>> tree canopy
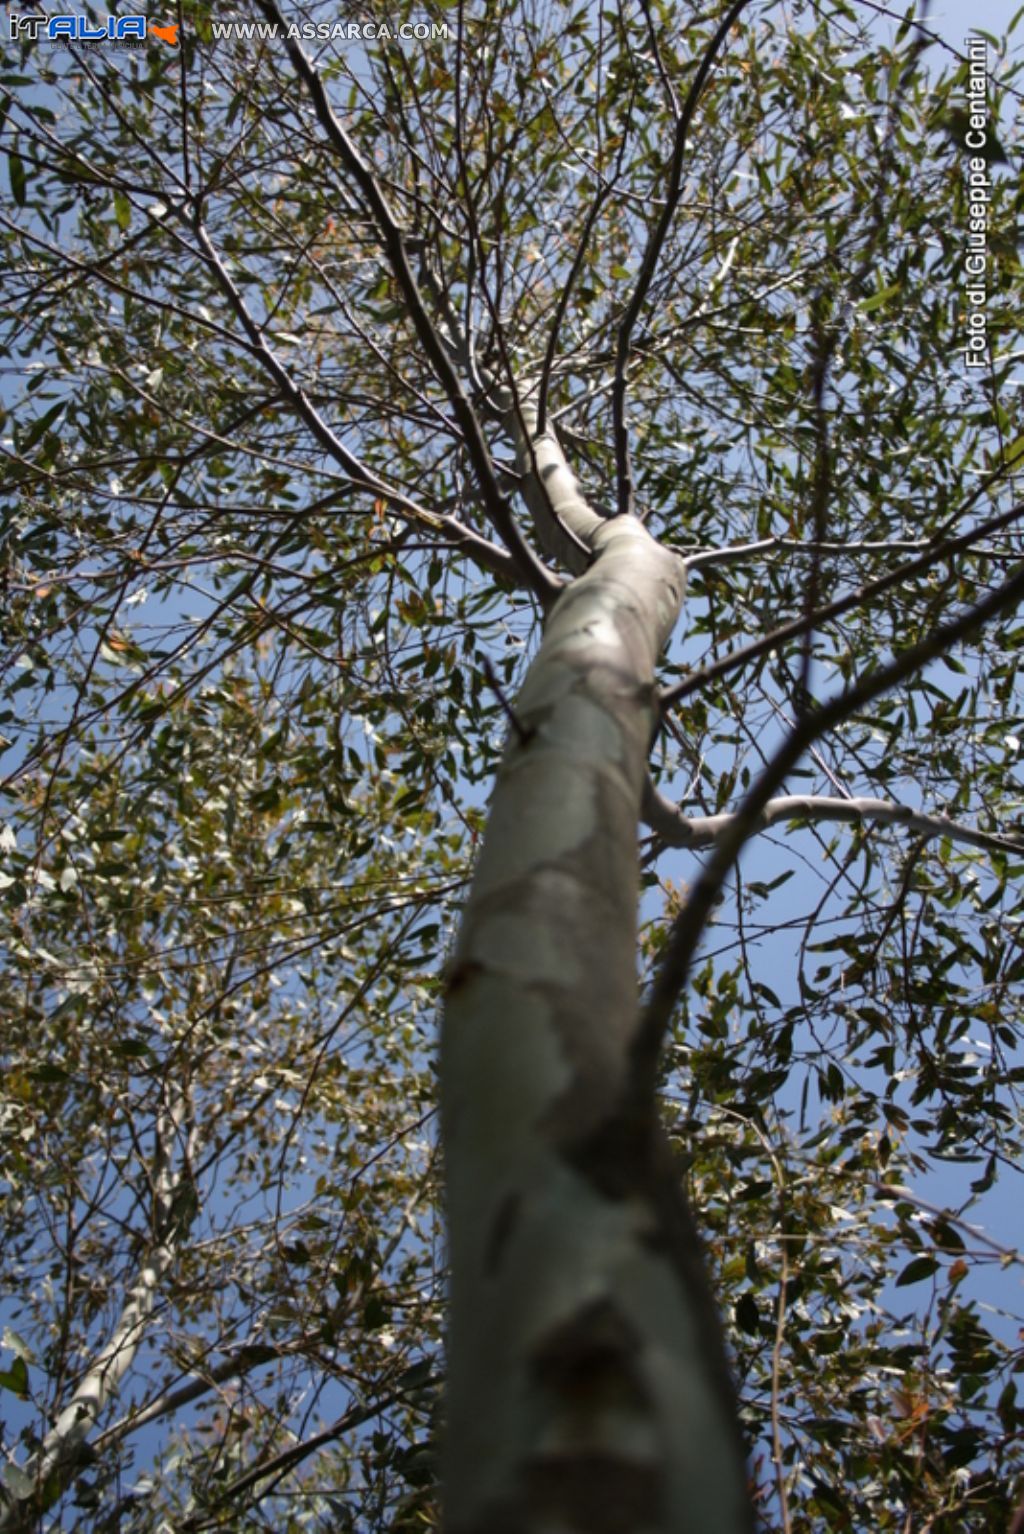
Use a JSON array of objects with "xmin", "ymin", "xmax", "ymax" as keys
[{"xmin": 1, "ymin": 1, "xmax": 1023, "ymax": 1529}]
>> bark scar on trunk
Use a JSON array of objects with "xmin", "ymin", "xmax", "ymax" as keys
[
  {"xmin": 443, "ymin": 959, "xmax": 485, "ymax": 998},
  {"xmin": 484, "ymin": 1191, "xmax": 522, "ymax": 1274},
  {"xmin": 526, "ymin": 1298, "xmax": 664, "ymax": 1530}
]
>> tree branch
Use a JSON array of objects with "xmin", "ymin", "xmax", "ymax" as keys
[
  {"xmin": 258, "ymin": 0, "xmax": 560, "ymax": 605},
  {"xmin": 534, "ymin": 100, "xmax": 631, "ymax": 436},
  {"xmin": 642, "ymin": 782, "xmax": 1024, "ymax": 858},
  {"xmin": 678, "ymin": 532, "xmax": 1016, "ymax": 571},
  {"xmin": 661, "ymin": 497, "xmax": 1024, "ymax": 709},
  {"xmin": 635, "ymin": 554, "xmax": 1024, "ymax": 1087},
  {"xmin": 501, "ymin": 397, "xmax": 608, "ymax": 574},
  {"xmin": 188, "ymin": 218, "xmax": 520, "ymax": 589},
  {"xmin": 177, "ymin": 1372, "xmax": 440, "ymax": 1532},
  {"xmin": 612, "ymin": 0, "xmax": 751, "ymax": 517},
  {"xmin": 0, "ymin": 1089, "xmax": 197, "ymax": 1530}
]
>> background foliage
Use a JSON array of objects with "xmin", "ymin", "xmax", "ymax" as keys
[{"xmin": 1, "ymin": 0, "xmax": 1022, "ymax": 1527}]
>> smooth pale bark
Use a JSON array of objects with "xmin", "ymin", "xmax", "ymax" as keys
[
  {"xmin": 643, "ymin": 785, "xmax": 1024, "ymax": 858},
  {"xmin": 441, "ymin": 423, "xmax": 753, "ymax": 1533}
]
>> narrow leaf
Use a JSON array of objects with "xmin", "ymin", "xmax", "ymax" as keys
[{"xmin": 8, "ymin": 150, "xmax": 27, "ymax": 207}]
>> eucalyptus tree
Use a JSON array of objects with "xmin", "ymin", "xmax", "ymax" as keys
[{"xmin": 1, "ymin": 0, "xmax": 1023, "ymax": 1530}]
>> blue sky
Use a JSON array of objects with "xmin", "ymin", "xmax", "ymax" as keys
[{"xmin": 933, "ymin": 0, "xmax": 1022, "ymax": 43}]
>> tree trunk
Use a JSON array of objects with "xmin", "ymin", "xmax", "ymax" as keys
[{"xmin": 441, "ymin": 425, "xmax": 753, "ymax": 1533}]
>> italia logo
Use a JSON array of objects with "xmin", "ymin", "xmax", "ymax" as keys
[{"xmin": 8, "ymin": 14, "xmax": 179, "ymax": 44}]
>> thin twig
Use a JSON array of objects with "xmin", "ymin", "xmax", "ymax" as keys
[{"xmin": 482, "ymin": 655, "xmax": 535, "ymax": 746}]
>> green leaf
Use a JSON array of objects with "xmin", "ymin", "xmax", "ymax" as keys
[
  {"xmin": 858, "ymin": 282, "xmax": 901, "ymax": 314},
  {"xmin": 1002, "ymin": 434, "xmax": 1024, "ymax": 471},
  {"xmin": 29, "ymin": 1063, "xmax": 69, "ymax": 1083},
  {"xmin": 0, "ymin": 1357, "xmax": 29, "ymax": 1397},
  {"xmin": 895, "ymin": 1256, "xmax": 939, "ymax": 1287},
  {"xmin": 113, "ymin": 190, "xmax": 131, "ymax": 230},
  {"xmin": 8, "ymin": 150, "xmax": 26, "ymax": 207},
  {"xmin": 20, "ymin": 400, "xmax": 66, "ymax": 452},
  {"xmin": 397, "ymin": 1357, "xmax": 434, "ymax": 1390},
  {"xmin": 113, "ymin": 1038, "xmax": 152, "ymax": 1058}
]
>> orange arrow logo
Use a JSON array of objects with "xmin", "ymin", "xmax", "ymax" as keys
[{"xmin": 149, "ymin": 22, "xmax": 179, "ymax": 44}]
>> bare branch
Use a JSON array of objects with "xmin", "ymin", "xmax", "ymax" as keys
[
  {"xmin": 874, "ymin": 1184, "xmax": 1024, "ymax": 1268},
  {"xmin": 643, "ymin": 782, "xmax": 1024, "ymax": 858},
  {"xmin": 678, "ymin": 532, "xmax": 1017, "ymax": 571}
]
